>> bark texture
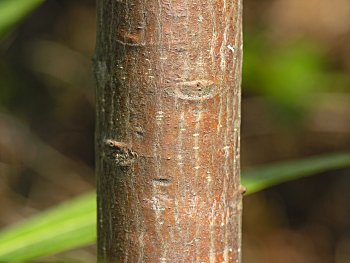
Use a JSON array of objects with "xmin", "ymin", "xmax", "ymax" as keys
[{"xmin": 94, "ymin": 0, "xmax": 243, "ymax": 262}]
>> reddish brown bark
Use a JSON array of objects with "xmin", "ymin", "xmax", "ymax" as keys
[{"xmin": 94, "ymin": 0, "xmax": 243, "ymax": 262}]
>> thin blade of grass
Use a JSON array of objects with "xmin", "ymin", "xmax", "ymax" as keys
[
  {"xmin": 243, "ymin": 153, "xmax": 350, "ymax": 194},
  {"xmin": 0, "ymin": 192, "xmax": 96, "ymax": 262}
]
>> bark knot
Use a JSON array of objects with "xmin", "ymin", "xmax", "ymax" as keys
[
  {"xmin": 104, "ymin": 139, "xmax": 138, "ymax": 166},
  {"xmin": 165, "ymin": 80, "xmax": 217, "ymax": 101}
]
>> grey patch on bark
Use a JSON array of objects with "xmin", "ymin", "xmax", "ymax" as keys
[{"xmin": 152, "ymin": 178, "xmax": 172, "ymax": 187}]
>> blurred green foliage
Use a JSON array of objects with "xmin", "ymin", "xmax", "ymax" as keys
[
  {"xmin": 0, "ymin": 0, "xmax": 49, "ymax": 114},
  {"xmin": 0, "ymin": 0, "xmax": 44, "ymax": 39},
  {"xmin": 243, "ymin": 35, "xmax": 332, "ymax": 120}
]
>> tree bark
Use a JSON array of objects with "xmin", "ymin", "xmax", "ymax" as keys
[{"xmin": 94, "ymin": 0, "xmax": 243, "ymax": 262}]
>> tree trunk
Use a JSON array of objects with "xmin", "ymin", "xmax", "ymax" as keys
[{"xmin": 94, "ymin": 0, "xmax": 243, "ymax": 262}]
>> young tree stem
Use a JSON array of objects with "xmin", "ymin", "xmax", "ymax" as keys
[{"xmin": 95, "ymin": 0, "xmax": 243, "ymax": 261}]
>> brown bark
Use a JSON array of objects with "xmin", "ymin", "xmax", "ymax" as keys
[{"xmin": 94, "ymin": 0, "xmax": 243, "ymax": 262}]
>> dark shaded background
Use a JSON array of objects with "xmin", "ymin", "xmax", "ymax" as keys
[{"xmin": 0, "ymin": 0, "xmax": 350, "ymax": 262}]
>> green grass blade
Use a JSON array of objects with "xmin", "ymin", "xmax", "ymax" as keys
[
  {"xmin": 0, "ymin": 153, "xmax": 349, "ymax": 262},
  {"xmin": 0, "ymin": 0, "xmax": 45, "ymax": 38},
  {"xmin": 243, "ymin": 153, "xmax": 350, "ymax": 194},
  {"xmin": 0, "ymin": 192, "xmax": 96, "ymax": 262}
]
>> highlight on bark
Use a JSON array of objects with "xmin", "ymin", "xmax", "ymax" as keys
[{"xmin": 94, "ymin": 0, "xmax": 243, "ymax": 262}]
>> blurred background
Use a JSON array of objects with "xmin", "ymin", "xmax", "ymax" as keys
[{"xmin": 0, "ymin": 0, "xmax": 350, "ymax": 262}]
